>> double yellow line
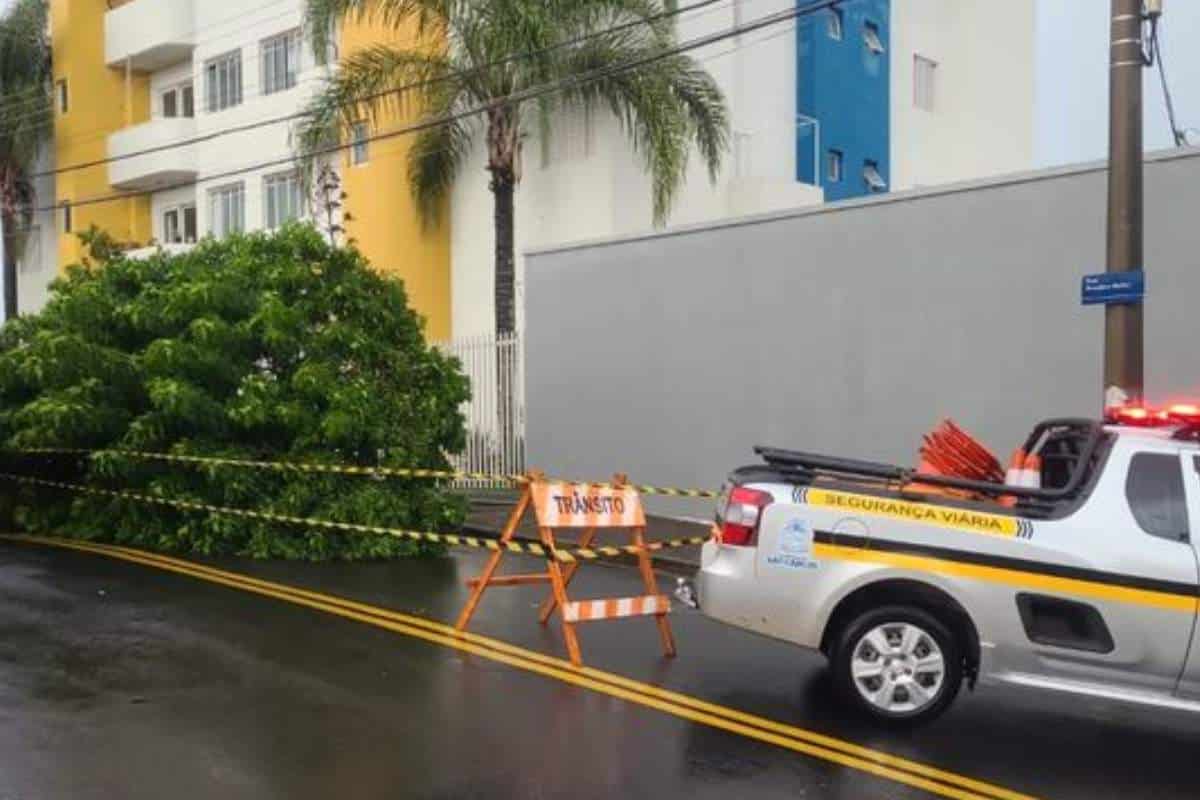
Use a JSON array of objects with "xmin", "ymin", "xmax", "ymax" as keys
[{"xmin": 1, "ymin": 535, "xmax": 1033, "ymax": 800}]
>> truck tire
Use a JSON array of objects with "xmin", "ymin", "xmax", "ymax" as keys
[{"xmin": 830, "ymin": 605, "xmax": 963, "ymax": 726}]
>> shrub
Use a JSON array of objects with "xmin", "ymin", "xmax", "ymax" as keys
[{"xmin": 0, "ymin": 225, "xmax": 469, "ymax": 559}]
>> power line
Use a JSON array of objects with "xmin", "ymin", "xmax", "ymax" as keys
[
  {"xmin": 9, "ymin": 6, "xmax": 806, "ymax": 235},
  {"xmin": 28, "ymin": 0, "xmax": 740, "ymax": 181},
  {"xmin": 0, "ymin": 2, "xmax": 322, "ymax": 139},
  {"xmin": 0, "ymin": 0, "xmax": 304, "ymax": 118},
  {"xmin": 32, "ymin": 0, "xmax": 842, "ymax": 215},
  {"xmin": 1148, "ymin": 17, "xmax": 1189, "ymax": 147}
]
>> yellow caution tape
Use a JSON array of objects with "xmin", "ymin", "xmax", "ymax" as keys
[
  {"xmin": 0, "ymin": 472, "xmax": 709, "ymax": 563},
  {"xmin": 13, "ymin": 448, "xmax": 722, "ymax": 499}
]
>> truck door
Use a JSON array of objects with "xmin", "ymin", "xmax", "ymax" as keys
[
  {"xmin": 1015, "ymin": 448, "xmax": 1198, "ymax": 695},
  {"xmin": 1173, "ymin": 454, "xmax": 1200, "ymax": 698}
]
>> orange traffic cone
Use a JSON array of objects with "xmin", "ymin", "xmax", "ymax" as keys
[{"xmin": 1020, "ymin": 453, "xmax": 1042, "ymax": 489}]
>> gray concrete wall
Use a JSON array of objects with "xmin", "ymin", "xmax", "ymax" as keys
[{"xmin": 524, "ymin": 148, "xmax": 1200, "ymax": 517}]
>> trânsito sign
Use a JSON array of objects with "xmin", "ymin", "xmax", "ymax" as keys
[{"xmin": 1081, "ymin": 271, "xmax": 1145, "ymax": 306}]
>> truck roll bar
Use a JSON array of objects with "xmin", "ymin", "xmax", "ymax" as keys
[{"xmin": 755, "ymin": 419, "xmax": 1107, "ymax": 502}]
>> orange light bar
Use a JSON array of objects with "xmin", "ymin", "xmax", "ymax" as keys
[
  {"xmin": 1166, "ymin": 404, "xmax": 1200, "ymax": 423},
  {"xmin": 1105, "ymin": 403, "xmax": 1200, "ymax": 427}
]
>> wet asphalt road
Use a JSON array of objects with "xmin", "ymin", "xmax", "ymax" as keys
[{"xmin": 3, "ymin": 539, "xmax": 1200, "ymax": 799}]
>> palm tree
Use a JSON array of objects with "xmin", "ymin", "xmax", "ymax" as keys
[
  {"xmin": 0, "ymin": 0, "xmax": 52, "ymax": 321},
  {"xmin": 297, "ymin": 0, "xmax": 729, "ymax": 337}
]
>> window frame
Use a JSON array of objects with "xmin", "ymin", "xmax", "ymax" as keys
[
  {"xmin": 163, "ymin": 207, "xmax": 179, "ymax": 242},
  {"xmin": 161, "ymin": 81, "xmax": 195, "ymax": 119},
  {"xmin": 827, "ymin": 149, "xmax": 843, "ymax": 183},
  {"xmin": 1125, "ymin": 452, "xmax": 1191, "ymax": 543},
  {"xmin": 61, "ymin": 200, "xmax": 72, "ymax": 234},
  {"xmin": 863, "ymin": 160, "xmax": 886, "ymax": 192},
  {"xmin": 349, "ymin": 121, "xmax": 370, "ymax": 166},
  {"xmin": 827, "ymin": 8, "xmax": 844, "ymax": 40},
  {"xmin": 204, "ymin": 50, "xmax": 244, "ymax": 113},
  {"xmin": 263, "ymin": 171, "xmax": 306, "ymax": 229},
  {"xmin": 540, "ymin": 104, "xmax": 595, "ymax": 169},
  {"xmin": 56, "ymin": 78, "xmax": 69, "ymax": 114},
  {"xmin": 914, "ymin": 54, "xmax": 938, "ymax": 112},
  {"xmin": 863, "ymin": 20, "xmax": 885, "ymax": 55},
  {"xmin": 261, "ymin": 28, "xmax": 302, "ymax": 96},
  {"xmin": 162, "ymin": 202, "xmax": 198, "ymax": 244},
  {"xmin": 207, "ymin": 182, "xmax": 246, "ymax": 238}
]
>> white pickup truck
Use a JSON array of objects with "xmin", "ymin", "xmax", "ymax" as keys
[{"xmin": 692, "ymin": 410, "xmax": 1200, "ymax": 725}]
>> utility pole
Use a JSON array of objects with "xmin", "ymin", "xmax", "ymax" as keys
[{"xmin": 1103, "ymin": 0, "xmax": 1148, "ymax": 408}]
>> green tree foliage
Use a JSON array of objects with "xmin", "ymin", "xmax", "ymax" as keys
[{"xmin": 0, "ymin": 225, "xmax": 470, "ymax": 559}]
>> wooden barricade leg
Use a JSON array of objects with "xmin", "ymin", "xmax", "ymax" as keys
[
  {"xmin": 537, "ymin": 526, "xmax": 595, "ymax": 624},
  {"xmin": 541, "ymin": 525, "xmax": 583, "ymax": 667},
  {"xmin": 633, "ymin": 522, "xmax": 676, "ymax": 658},
  {"xmin": 455, "ymin": 484, "xmax": 532, "ymax": 632}
]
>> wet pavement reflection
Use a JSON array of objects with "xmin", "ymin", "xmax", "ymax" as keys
[{"xmin": 2, "ymin": 540, "xmax": 1198, "ymax": 799}]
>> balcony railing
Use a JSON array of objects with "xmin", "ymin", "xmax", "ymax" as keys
[
  {"xmin": 105, "ymin": 0, "xmax": 196, "ymax": 71},
  {"xmin": 108, "ymin": 117, "xmax": 199, "ymax": 191}
]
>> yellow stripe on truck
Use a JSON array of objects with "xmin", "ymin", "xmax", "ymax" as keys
[{"xmin": 813, "ymin": 542, "xmax": 1198, "ymax": 613}]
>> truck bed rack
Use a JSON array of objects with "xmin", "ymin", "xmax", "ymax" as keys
[{"xmin": 755, "ymin": 419, "xmax": 1106, "ymax": 505}]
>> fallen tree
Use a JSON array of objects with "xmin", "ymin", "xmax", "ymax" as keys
[{"xmin": 0, "ymin": 225, "xmax": 469, "ymax": 560}]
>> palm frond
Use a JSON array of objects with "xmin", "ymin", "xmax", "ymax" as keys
[
  {"xmin": 305, "ymin": 0, "xmax": 457, "ymax": 59},
  {"xmin": 293, "ymin": 45, "xmax": 460, "ymax": 180},
  {"xmin": 407, "ymin": 112, "xmax": 472, "ymax": 228},
  {"xmin": 300, "ymin": 0, "xmax": 729, "ymax": 230},
  {"xmin": 0, "ymin": 0, "xmax": 50, "ymax": 86},
  {"xmin": 0, "ymin": 0, "xmax": 52, "ymax": 237},
  {"xmin": 555, "ymin": 37, "xmax": 728, "ymax": 224}
]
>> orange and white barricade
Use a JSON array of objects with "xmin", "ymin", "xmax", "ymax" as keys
[{"xmin": 455, "ymin": 472, "xmax": 675, "ymax": 667}]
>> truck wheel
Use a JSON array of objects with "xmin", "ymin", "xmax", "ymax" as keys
[{"xmin": 830, "ymin": 605, "xmax": 962, "ymax": 726}]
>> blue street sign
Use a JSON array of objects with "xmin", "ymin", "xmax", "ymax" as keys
[{"xmin": 1082, "ymin": 271, "xmax": 1145, "ymax": 306}]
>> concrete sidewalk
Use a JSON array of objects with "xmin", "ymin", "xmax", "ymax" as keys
[{"xmin": 463, "ymin": 492, "xmax": 706, "ymax": 571}]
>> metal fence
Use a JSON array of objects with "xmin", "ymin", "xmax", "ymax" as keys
[{"xmin": 437, "ymin": 332, "xmax": 526, "ymax": 487}]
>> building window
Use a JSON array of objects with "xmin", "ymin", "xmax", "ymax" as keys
[
  {"xmin": 263, "ymin": 172, "xmax": 305, "ymax": 229},
  {"xmin": 540, "ymin": 105, "xmax": 594, "ymax": 169},
  {"xmin": 162, "ymin": 82, "xmax": 194, "ymax": 118},
  {"xmin": 61, "ymin": 201, "xmax": 72, "ymax": 234},
  {"xmin": 205, "ymin": 50, "xmax": 243, "ymax": 112},
  {"xmin": 261, "ymin": 29, "xmax": 302, "ymax": 95},
  {"xmin": 863, "ymin": 20, "xmax": 885, "ymax": 54},
  {"xmin": 863, "ymin": 160, "xmax": 887, "ymax": 192},
  {"xmin": 827, "ymin": 8, "xmax": 843, "ymax": 40},
  {"xmin": 163, "ymin": 204, "xmax": 197, "ymax": 244},
  {"xmin": 914, "ymin": 55, "xmax": 937, "ymax": 111},
  {"xmin": 350, "ymin": 121, "xmax": 369, "ymax": 165},
  {"xmin": 827, "ymin": 149, "xmax": 843, "ymax": 183},
  {"xmin": 56, "ymin": 79, "xmax": 68, "ymax": 114},
  {"xmin": 208, "ymin": 183, "xmax": 245, "ymax": 238}
]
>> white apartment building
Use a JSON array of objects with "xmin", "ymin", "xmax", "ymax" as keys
[
  {"xmin": 450, "ymin": 0, "xmax": 1037, "ymax": 338},
  {"xmin": 103, "ymin": 0, "xmax": 326, "ymax": 257}
]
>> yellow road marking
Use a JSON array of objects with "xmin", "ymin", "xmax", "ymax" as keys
[
  {"xmin": 1, "ymin": 535, "xmax": 1035, "ymax": 800},
  {"xmin": 814, "ymin": 543, "xmax": 1197, "ymax": 613}
]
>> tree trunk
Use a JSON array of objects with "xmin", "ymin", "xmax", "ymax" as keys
[
  {"xmin": 490, "ymin": 167, "xmax": 517, "ymax": 462},
  {"xmin": 486, "ymin": 103, "xmax": 522, "ymax": 469},
  {"xmin": 2, "ymin": 211, "xmax": 16, "ymax": 321},
  {"xmin": 491, "ymin": 169, "xmax": 516, "ymax": 336}
]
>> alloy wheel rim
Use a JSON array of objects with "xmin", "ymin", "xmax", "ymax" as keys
[{"xmin": 850, "ymin": 622, "xmax": 946, "ymax": 714}]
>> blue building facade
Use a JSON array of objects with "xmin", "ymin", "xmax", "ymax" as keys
[{"xmin": 797, "ymin": 0, "xmax": 891, "ymax": 202}]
